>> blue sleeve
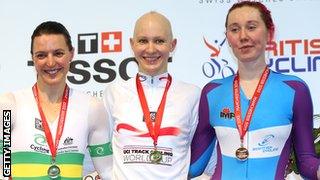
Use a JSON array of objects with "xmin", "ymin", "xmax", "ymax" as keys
[{"xmin": 189, "ymin": 83, "xmax": 217, "ymax": 178}]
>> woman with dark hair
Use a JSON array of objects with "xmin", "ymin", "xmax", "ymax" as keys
[
  {"xmin": 0, "ymin": 21, "xmax": 112, "ymax": 179},
  {"xmin": 189, "ymin": 1, "xmax": 320, "ymax": 179}
]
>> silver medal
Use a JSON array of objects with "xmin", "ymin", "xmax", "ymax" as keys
[{"xmin": 48, "ymin": 164, "xmax": 60, "ymax": 179}]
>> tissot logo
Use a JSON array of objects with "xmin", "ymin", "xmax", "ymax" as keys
[
  {"xmin": 78, "ymin": 33, "xmax": 98, "ymax": 54},
  {"xmin": 78, "ymin": 31, "xmax": 122, "ymax": 54},
  {"xmin": 101, "ymin": 32, "xmax": 122, "ymax": 53},
  {"xmin": 220, "ymin": 107, "xmax": 234, "ymax": 119}
]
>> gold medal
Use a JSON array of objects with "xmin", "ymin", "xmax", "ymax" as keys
[
  {"xmin": 235, "ymin": 147, "xmax": 249, "ymax": 161},
  {"xmin": 48, "ymin": 164, "xmax": 60, "ymax": 179},
  {"xmin": 150, "ymin": 149, "xmax": 162, "ymax": 164},
  {"xmin": 136, "ymin": 74, "xmax": 172, "ymax": 165}
]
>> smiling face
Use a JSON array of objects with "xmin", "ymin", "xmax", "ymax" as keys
[
  {"xmin": 32, "ymin": 34, "xmax": 74, "ymax": 87},
  {"xmin": 226, "ymin": 6, "xmax": 271, "ymax": 63},
  {"xmin": 130, "ymin": 12, "xmax": 176, "ymax": 76}
]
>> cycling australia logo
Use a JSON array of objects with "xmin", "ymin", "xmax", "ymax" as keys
[
  {"xmin": 202, "ymin": 37, "xmax": 235, "ymax": 79},
  {"xmin": 34, "ymin": 134, "xmax": 47, "ymax": 146},
  {"xmin": 30, "ymin": 134, "xmax": 49, "ymax": 154}
]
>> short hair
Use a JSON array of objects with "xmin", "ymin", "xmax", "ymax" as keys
[
  {"xmin": 30, "ymin": 21, "xmax": 73, "ymax": 54},
  {"xmin": 225, "ymin": 1, "xmax": 275, "ymax": 39}
]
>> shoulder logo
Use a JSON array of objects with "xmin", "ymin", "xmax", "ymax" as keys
[{"xmin": 94, "ymin": 147, "xmax": 105, "ymax": 156}]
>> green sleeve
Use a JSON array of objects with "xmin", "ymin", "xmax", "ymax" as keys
[{"xmin": 88, "ymin": 142, "xmax": 112, "ymax": 157}]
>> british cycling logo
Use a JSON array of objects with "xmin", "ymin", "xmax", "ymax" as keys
[
  {"xmin": 266, "ymin": 38, "xmax": 320, "ymax": 73},
  {"xmin": 202, "ymin": 37, "xmax": 320, "ymax": 77},
  {"xmin": 253, "ymin": 134, "xmax": 278, "ymax": 153},
  {"xmin": 202, "ymin": 37, "xmax": 235, "ymax": 79},
  {"xmin": 258, "ymin": 134, "xmax": 275, "ymax": 147}
]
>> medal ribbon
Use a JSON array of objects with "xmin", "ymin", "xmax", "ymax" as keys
[
  {"xmin": 32, "ymin": 83, "xmax": 69, "ymax": 162},
  {"xmin": 136, "ymin": 74, "xmax": 172, "ymax": 147},
  {"xmin": 233, "ymin": 67, "xmax": 270, "ymax": 145}
]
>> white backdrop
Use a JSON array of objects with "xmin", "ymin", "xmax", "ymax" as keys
[
  {"xmin": 0, "ymin": 0, "xmax": 319, "ymax": 178},
  {"xmin": 1, "ymin": 0, "xmax": 319, "ymax": 115}
]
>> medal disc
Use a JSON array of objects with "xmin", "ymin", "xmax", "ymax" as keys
[
  {"xmin": 150, "ymin": 150, "xmax": 162, "ymax": 163},
  {"xmin": 48, "ymin": 164, "xmax": 60, "ymax": 179},
  {"xmin": 235, "ymin": 147, "xmax": 249, "ymax": 161}
]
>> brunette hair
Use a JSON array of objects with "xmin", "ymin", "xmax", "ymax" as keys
[
  {"xmin": 30, "ymin": 21, "xmax": 73, "ymax": 54},
  {"xmin": 225, "ymin": 1, "xmax": 275, "ymax": 39}
]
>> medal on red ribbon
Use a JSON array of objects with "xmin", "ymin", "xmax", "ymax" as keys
[
  {"xmin": 32, "ymin": 84, "xmax": 69, "ymax": 179},
  {"xmin": 136, "ymin": 74, "xmax": 172, "ymax": 164},
  {"xmin": 233, "ymin": 67, "xmax": 270, "ymax": 161}
]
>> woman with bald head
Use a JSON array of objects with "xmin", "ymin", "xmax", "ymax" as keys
[{"xmin": 103, "ymin": 11, "xmax": 200, "ymax": 179}]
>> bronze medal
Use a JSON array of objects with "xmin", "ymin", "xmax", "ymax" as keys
[
  {"xmin": 235, "ymin": 147, "xmax": 249, "ymax": 161},
  {"xmin": 150, "ymin": 150, "xmax": 162, "ymax": 164},
  {"xmin": 233, "ymin": 67, "xmax": 269, "ymax": 162}
]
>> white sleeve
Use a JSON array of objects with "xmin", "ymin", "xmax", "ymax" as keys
[
  {"xmin": 189, "ymin": 87, "xmax": 201, "ymax": 143},
  {"xmin": 103, "ymin": 85, "xmax": 115, "ymax": 140},
  {"xmin": 82, "ymin": 148, "xmax": 95, "ymax": 176},
  {"xmin": 87, "ymin": 97, "xmax": 112, "ymax": 180}
]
